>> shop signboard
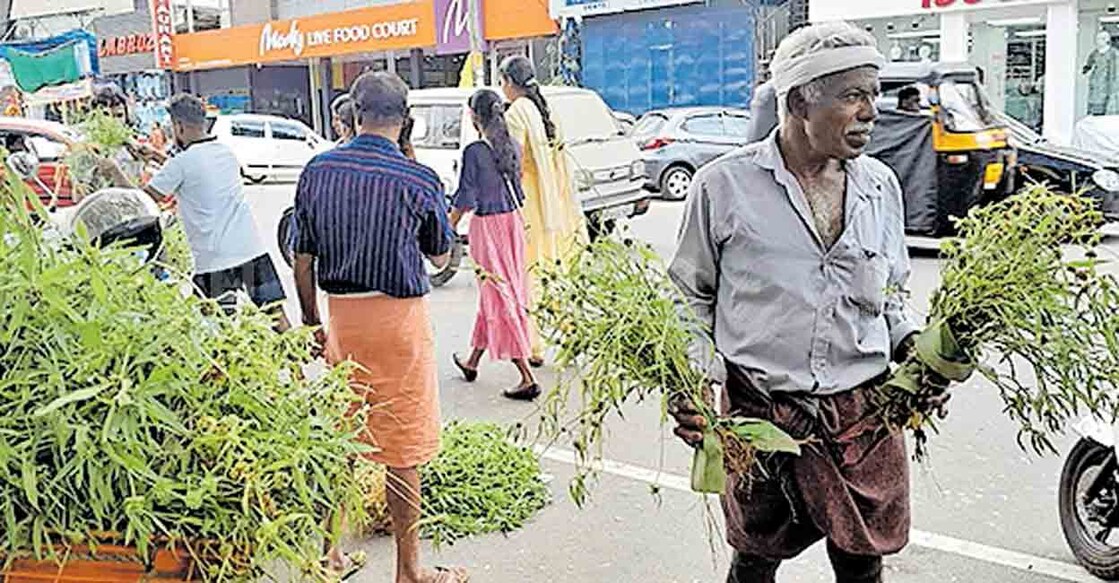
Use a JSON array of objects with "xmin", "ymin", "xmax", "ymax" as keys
[
  {"xmin": 551, "ymin": 0, "xmax": 702, "ymax": 19},
  {"xmin": 434, "ymin": 0, "xmax": 485, "ymax": 55},
  {"xmin": 810, "ymin": 0, "xmax": 1063, "ymax": 22},
  {"xmin": 172, "ymin": 0, "xmax": 435, "ymax": 71},
  {"xmin": 99, "ymin": 33, "xmax": 156, "ymax": 58},
  {"xmin": 150, "ymin": 0, "xmax": 175, "ymax": 69}
]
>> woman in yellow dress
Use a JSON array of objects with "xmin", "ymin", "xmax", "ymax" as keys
[{"xmin": 499, "ymin": 55, "xmax": 588, "ymax": 366}]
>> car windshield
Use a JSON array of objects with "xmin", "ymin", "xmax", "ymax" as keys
[
  {"xmin": 939, "ymin": 80, "xmax": 999, "ymax": 132},
  {"xmin": 551, "ymin": 93, "xmax": 624, "ymax": 142}
]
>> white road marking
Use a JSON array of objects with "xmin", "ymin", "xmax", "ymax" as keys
[{"xmin": 535, "ymin": 447, "xmax": 1096, "ymax": 582}]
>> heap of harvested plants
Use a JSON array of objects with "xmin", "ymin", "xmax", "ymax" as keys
[
  {"xmin": 0, "ymin": 168, "xmax": 373, "ymax": 580},
  {"xmin": 882, "ymin": 185, "xmax": 1119, "ymax": 457},
  {"xmin": 534, "ymin": 237, "xmax": 799, "ymax": 504},
  {"xmin": 419, "ymin": 421, "xmax": 550, "ymax": 547}
]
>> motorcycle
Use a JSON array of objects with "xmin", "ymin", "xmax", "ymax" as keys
[{"xmin": 1060, "ymin": 416, "xmax": 1119, "ymax": 580}]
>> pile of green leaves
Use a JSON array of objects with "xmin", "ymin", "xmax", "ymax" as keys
[
  {"xmin": 419, "ymin": 421, "xmax": 550, "ymax": 547},
  {"xmin": 882, "ymin": 185, "xmax": 1119, "ymax": 456},
  {"xmin": 533, "ymin": 237, "xmax": 799, "ymax": 505},
  {"xmin": 0, "ymin": 169, "xmax": 372, "ymax": 581}
]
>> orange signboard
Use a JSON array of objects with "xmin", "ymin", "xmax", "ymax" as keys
[
  {"xmin": 172, "ymin": 0, "xmax": 436, "ymax": 71},
  {"xmin": 483, "ymin": 0, "xmax": 557, "ymax": 42}
]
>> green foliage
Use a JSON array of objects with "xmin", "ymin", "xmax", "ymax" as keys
[
  {"xmin": 532, "ymin": 236, "xmax": 798, "ymax": 504},
  {"xmin": 0, "ymin": 163, "xmax": 372, "ymax": 581},
  {"xmin": 419, "ymin": 421, "xmax": 550, "ymax": 548},
  {"xmin": 882, "ymin": 185, "xmax": 1119, "ymax": 455}
]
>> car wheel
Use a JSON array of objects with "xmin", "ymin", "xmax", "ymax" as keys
[{"xmin": 660, "ymin": 166, "xmax": 694, "ymax": 201}]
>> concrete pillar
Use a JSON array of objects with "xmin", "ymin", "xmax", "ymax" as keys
[
  {"xmin": 410, "ymin": 48, "xmax": 423, "ymax": 88},
  {"xmin": 940, "ymin": 12, "xmax": 969, "ymax": 62},
  {"xmin": 1044, "ymin": 0, "xmax": 1078, "ymax": 145}
]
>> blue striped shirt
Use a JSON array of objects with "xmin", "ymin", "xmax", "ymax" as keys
[{"xmin": 294, "ymin": 135, "xmax": 453, "ymax": 298}]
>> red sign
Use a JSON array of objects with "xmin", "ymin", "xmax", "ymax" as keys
[
  {"xmin": 99, "ymin": 33, "xmax": 156, "ymax": 58},
  {"xmin": 921, "ymin": 0, "xmax": 982, "ymax": 7},
  {"xmin": 150, "ymin": 0, "xmax": 174, "ymax": 69}
]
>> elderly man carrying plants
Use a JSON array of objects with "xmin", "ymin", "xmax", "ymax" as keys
[{"xmin": 668, "ymin": 21, "xmax": 947, "ymax": 583}]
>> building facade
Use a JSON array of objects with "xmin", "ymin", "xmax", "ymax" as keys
[
  {"xmin": 170, "ymin": 0, "xmax": 557, "ymax": 136},
  {"xmin": 809, "ymin": 0, "xmax": 1118, "ymax": 146},
  {"xmin": 553, "ymin": 0, "xmax": 758, "ymax": 115}
]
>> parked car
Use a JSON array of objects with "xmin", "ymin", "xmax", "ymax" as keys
[
  {"xmin": 408, "ymin": 86, "xmax": 651, "ymax": 225},
  {"xmin": 0, "ymin": 117, "xmax": 80, "ymax": 207},
  {"xmin": 633, "ymin": 106, "xmax": 752, "ymax": 200},
  {"xmin": 996, "ymin": 111, "xmax": 1119, "ymax": 221},
  {"xmin": 208, "ymin": 114, "xmax": 331, "ymax": 184}
]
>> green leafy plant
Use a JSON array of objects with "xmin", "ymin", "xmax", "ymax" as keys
[
  {"xmin": 881, "ymin": 185, "xmax": 1119, "ymax": 457},
  {"xmin": 419, "ymin": 421, "xmax": 550, "ymax": 547},
  {"xmin": 532, "ymin": 237, "xmax": 799, "ymax": 505},
  {"xmin": 0, "ymin": 163, "xmax": 373, "ymax": 581}
]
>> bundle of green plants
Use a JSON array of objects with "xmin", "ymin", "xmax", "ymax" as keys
[
  {"xmin": 419, "ymin": 421, "xmax": 550, "ymax": 547},
  {"xmin": 533, "ymin": 237, "xmax": 800, "ymax": 505},
  {"xmin": 881, "ymin": 184, "xmax": 1119, "ymax": 457},
  {"xmin": 0, "ymin": 166, "xmax": 372, "ymax": 581},
  {"xmin": 62, "ymin": 110, "xmax": 138, "ymax": 197}
]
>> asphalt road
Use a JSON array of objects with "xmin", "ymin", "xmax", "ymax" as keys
[{"xmin": 242, "ymin": 180, "xmax": 1102, "ymax": 582}]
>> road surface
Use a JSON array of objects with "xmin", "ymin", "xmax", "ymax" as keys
[{"xmin": 243, "ymin": 180, "xmax": 1101, "ymax": 582}]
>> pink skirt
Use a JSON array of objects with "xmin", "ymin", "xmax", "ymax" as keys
[{"xmin": 469, "ymin": 211, "xmax": 532, "ymax": 361}]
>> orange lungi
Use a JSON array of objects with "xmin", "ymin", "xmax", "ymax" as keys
[{"xmin": 325, "ymin": 293, "xmax": 441, "ymax": 469}]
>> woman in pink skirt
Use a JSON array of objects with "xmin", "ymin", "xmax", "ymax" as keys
[{"xmin": 451, "ymin": 89, "xmax": 540, "ymax": 401}]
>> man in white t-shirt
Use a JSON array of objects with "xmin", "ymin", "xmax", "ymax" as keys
[{"xmin": 100, "ymin": 94, "xmax": 288, "ymax": 329}]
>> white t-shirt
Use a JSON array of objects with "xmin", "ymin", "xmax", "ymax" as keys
[{"xmin": 148, "ymin": 139, "xmax": 266, "ymax": 274}]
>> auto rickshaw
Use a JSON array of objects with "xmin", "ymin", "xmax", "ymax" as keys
[{"xmin": 870, "ymin": 62, "xmax": 1016, "ymax": 237}]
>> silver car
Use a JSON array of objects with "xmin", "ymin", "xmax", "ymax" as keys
[{"xmin": 635, "ymin": 107, "xmax": 752, "ymax": 200}]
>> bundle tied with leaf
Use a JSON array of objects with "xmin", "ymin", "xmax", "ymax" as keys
[
  {"xmin": 881, "ymin": 184, "xmax": 1119, "ymax": 457},
  {"xmin": 0, "ymin": 163, "xmax": 374, "ymax": 581},
  {"xmin": 533, "ymin": 237, "xmax": 800, "ymax": 505}
]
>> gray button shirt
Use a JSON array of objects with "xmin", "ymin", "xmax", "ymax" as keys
[{"xmin": 668, "ymin": 132, "xmax": 920, "ymax": 396}]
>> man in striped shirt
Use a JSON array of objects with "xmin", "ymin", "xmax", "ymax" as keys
[{"xmin": 293, "ymin": 72, "xmax": 465, "ymax": 583}]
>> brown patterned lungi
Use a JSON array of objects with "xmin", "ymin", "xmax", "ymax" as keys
[{"xmin": 721, "ymin": 363, "xmax": 910, "ymax": 559}]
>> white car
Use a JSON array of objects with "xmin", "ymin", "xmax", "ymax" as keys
[
  {"xmin": 208, "ymin": 114, "xmax": 331, "ymax": 183},
  {"xmin": 408, "ymin": 86, "xmax": 651, "ymax": 226}
]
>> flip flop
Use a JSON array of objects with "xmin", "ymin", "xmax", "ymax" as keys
[
  {"xmin": 528, "ymin": 357, "xmax": 545, "ymax": 369},
  {"xmin": 452, "ymin": 353, "xmax": 478, "ymax": 382},
  {"xmin": 503, "ymin": 383, "xmax": 541, "ymax": 401},
  {"xmin": 432, "ymin": 566, "xmax": 470, "ymax": 582}
]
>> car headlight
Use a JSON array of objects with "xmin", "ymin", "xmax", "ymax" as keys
[
  {"xmin": 1093, "ymin": 169, "xmax": 1119, "ymax": 193},
  {"xmin": 630, "ymin": 159, "xmax": 646, "ymax": 179},
  {"xmin": 575, "ymin": 169, "xmax": 594, "ymax": 192}
]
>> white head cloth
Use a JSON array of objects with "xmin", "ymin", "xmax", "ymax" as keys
[{"xmin": 771, "ymin": 45, "xmax": 886, "ymax": 98}]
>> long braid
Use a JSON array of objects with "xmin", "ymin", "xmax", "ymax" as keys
[
  {"xmin": 499, "ymin": 55, "xmax": 558, "ymax": 144},
  {"xmin": 470, "ymin": 90, "xmax": 521, "ymax": 180},
  {"xmin": 523, "ymin": 83, "xmax": 557, "ymax": 143}
]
